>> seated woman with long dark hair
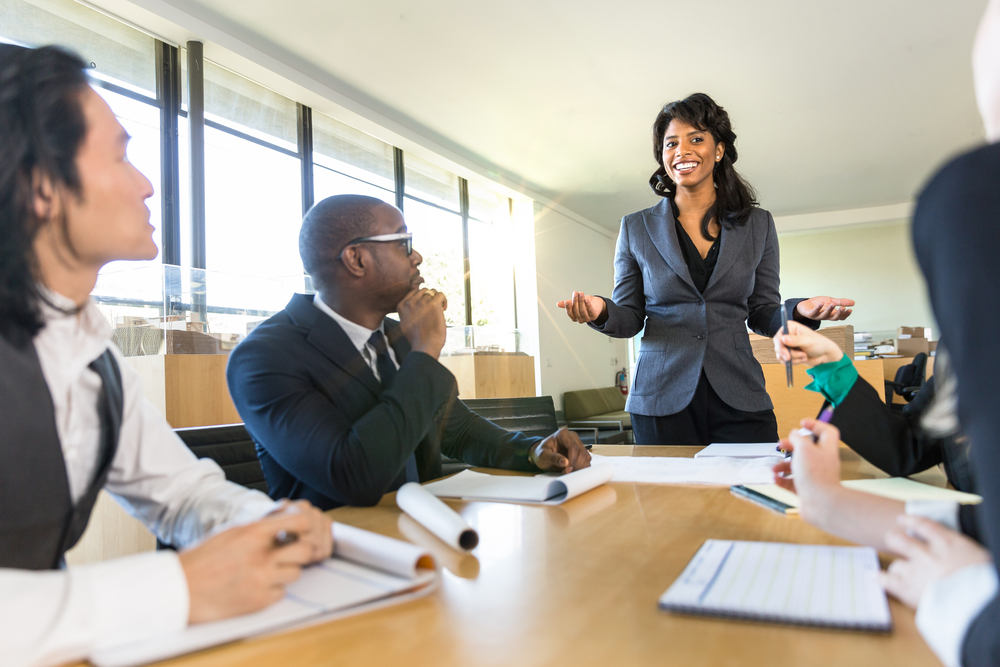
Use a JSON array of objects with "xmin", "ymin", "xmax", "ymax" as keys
[{"xmin": 0, "ymin": 44, "xmax": 332, "ymax": 667}]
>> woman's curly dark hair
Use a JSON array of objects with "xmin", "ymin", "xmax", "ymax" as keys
[
  {"xmin": 0, "ymin": 44, "xmax": 89, "ymax": 347},
  {"xmin": 649, "ymin": 92, "xmax": 758, "ymax": 239}
]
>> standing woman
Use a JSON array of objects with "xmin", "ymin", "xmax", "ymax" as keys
[{"xmin": 558, "ymin": 93, "xmax": 853, "ymax": 444}]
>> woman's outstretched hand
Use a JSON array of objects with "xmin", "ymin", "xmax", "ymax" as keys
[
  {"xmin": 557, "ymin": 291, "xmax": 607, "ymax": 324},
  {"xmin": 796, "ymin": 296, "xmax": 855, "ymax": 321}
]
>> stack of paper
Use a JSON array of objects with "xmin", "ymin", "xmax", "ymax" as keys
[{"xmin": 591, "ymin": 454, "xmax": 777, "ymax": 486}]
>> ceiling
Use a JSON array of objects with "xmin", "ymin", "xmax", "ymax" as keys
[{"xmin": 108, "ymin": 0, "xmax": 989, "ymax": 230}]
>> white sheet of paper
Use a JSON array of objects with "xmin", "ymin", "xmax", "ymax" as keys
[
  {"xmin": 396, "ymin": 482, "xmax": 479, "ymax": 551},
  {"xmin": 92, "ymin": 527, "xmax": 435, "ymax": 667},
  {"xmin": 659, "ymin": 540, "xmax": 891, "ymax": 631},
  {"xmin": 422, "ymin": 463, "xmax": 614, "ymax": 505},
  {"xmin": 744, "ymin": 477, "xmax": 982, "ymax": 510},
  {"xmin": 591, "ymin": 454, "xmax": 777, "ymax": 486},
  {"xmin": 694, "ymin": 443, "xmax": 784, "ymax": 459}
]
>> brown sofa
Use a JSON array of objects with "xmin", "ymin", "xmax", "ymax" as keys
[{"xmin": 563, "ymin": 387, "xmax": 631, "ymax": 434}]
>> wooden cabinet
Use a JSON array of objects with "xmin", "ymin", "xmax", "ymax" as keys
[
  {"xmin": 126, "ymin": 354, "xmax": 242, "ymax": 428},
  {"xmin": 438, "ymin": 354, "xmax": 536, "ymax": 399},
  {"xmin": 761, "ymin": 359, "xmax": 884, "ymax": 438}
]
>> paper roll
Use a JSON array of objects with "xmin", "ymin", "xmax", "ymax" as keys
[{"xmin": 396, "ymin": 482, "xmax": 479, "ymax": 551}]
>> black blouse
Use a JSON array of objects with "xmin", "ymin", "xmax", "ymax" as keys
[{"xmin": 671, "ymin": 199, "xmax": 720, "ymax": 293}]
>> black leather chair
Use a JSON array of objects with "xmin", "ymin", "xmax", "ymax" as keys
[
  {"xmin": 464, "ymin": 396, "xmax": 628, "ymax": 445},
  {"xmin": 174, "ymin": 423, "xmax": 269, "ymax": 494},
  {"xmin": 884, "ymin": 352, "xmax": 928, "ymax": 406}
]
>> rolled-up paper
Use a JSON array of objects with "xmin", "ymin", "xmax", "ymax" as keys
[{"xmin": 396, "ymin": 482, "xmax": 479, "ymax": 551}]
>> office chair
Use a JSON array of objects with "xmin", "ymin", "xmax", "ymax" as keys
[
  {"xmin": 884, "ymin": 352, "xmax": 928, "ymax": 406},
  {"xmin": 174, "ymin": 423, "xmax": 269, "ymax": 493},
  {"xmin": 464, "ymin": 396, "xmax": 629, "ymax": 445}
]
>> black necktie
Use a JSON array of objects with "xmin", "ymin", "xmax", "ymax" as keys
[
  {"xmin": 367, "ymin": 330, "xmax": 398, "ymax": 389},
  {"xmin": 367, "ymin": 330, "xmax": 417, "ymax": 483},
  {"xmin": 88, "ymin": 350, "xmax": 124, "ymax": 471}
]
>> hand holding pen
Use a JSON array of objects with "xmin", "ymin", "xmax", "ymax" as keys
[
  {"xmin": 773, "ymin": 320, "xmax": 846, "ymax": 368},
  {"xmin": 772, "ymin": 419, "xmax": 843, "ymax": 499}
]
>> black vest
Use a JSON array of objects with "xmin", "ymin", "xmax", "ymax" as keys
[{"xmin": 0, "ymin": 332, "xmax": 122, "ymax": 570}]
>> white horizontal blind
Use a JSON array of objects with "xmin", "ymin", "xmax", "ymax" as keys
[
  {"xmin": 0, "ymin": 0, "xmax": 155, "ymax": 95},
  {"xmin": 404, "ymin": 153, "xmax": 459, "ymax": 212},
  {"xmin": 312, "ymin": 110, "xmax": 394, "ymax": 192}
]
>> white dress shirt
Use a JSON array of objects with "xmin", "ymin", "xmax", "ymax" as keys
[
  {"xmin": 906, "ymin": 501, "xmax": 998, "ymax": 667},
  {"xmin": 0, "ymin": 291, "xmax": 277, "ymax": 667},
  {"xmin": 313, "ymin": 293, "xmax": 399, "ymax": 380}
]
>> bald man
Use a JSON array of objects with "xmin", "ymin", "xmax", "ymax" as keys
[{"xmin": 227, "ymin": 195, "xmax": 590, "ymax": 509}]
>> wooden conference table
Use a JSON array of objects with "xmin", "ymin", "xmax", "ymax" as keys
[{"xmin": 120, "ymin": 446, "xmax": 942, "ymax": 667}]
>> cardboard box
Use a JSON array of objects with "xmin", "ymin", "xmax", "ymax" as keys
[
  {"xmin": 750, "ymin": 324, "xmax": 854, "ymax": 365},
  {"xmin": 897, "ymin": 326, "xmax": 926, "ymax": 339},
  {"xmin": 895, "ymin": 337, "xmax": 930, "ymax": 356}
]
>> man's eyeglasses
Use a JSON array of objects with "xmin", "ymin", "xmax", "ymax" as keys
[{"xmin": 337, "ymin": 233, "xmax": 413, "ymax": 260}]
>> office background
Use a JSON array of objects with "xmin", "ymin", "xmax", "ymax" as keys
[{"xmin": 0, "ymin": 0, "xmax": 983, "ymax": 409}]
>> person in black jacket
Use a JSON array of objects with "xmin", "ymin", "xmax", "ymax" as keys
[
  {"xmin": 772, "ymin": 323, "xmax": 979, "ymax": 534},
  {"xmin": 772, "ymin": 3, "xmax": 1000, "ymax": 663},
  {"xmin": 227, "ymin": 195, "xmax": 590, "ymax": 511}
]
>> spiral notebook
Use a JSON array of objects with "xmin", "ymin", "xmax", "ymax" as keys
[{"xmin": 658, "ymin": 540, "xmax": 892, "ymax": 632}]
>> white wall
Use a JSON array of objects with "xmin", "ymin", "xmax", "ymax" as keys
[
  {"xmin": 777, "ymin": 220, "xmax": 936, "ymax": 341},
  {"xmin": 531, "ymin": 203, "xmax": 628, "ymax": 410}
]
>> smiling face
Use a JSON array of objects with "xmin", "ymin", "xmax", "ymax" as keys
[
  {"xmin": 661, "ymin": 118, "xmax": 725, "ymax": 191},
  {"xmin": 46, "ymin": 87, "xmax": 157, "ymax": 268}
]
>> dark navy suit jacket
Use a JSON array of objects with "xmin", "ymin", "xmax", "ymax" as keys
[
  {"xmin": 913, "ymin": 141, "xmax": 1000, "ymax": 666},
  {"xmin": 227, "ymin": 294, "xmax": 539, "ymax": 509}
]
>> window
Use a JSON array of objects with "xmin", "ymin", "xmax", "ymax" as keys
[
  {"xmin": 313, "ymin": 111, "xmax": 394, "ymax": 204},
  {"xmin": 403, "ymin": 155, "xmax": 465, "ymax": 325},
  {"xmin": 2, "ymin": 0, "xmax": 530, "ymax": 338},
  {"xmin": 197, "ymin": 61, "xmax": 304, "ymax": 280},
  {"xmin": 405, "ymin": 153, "xmax": 460, "ymax": 212},
  {"xmin": 2, "ymin": 0, "xmax": 156, "ymax": 97},
  {"xmin": 203, "ymin": 126, "xmax": 303, "ymax": 278},
  {"xmin": 468, "ymin": 182, "xmax": 515, "ymax": 328},
  {"xmin": 403, "ymin": 199, "xmax": 467, "ymax": 326}
]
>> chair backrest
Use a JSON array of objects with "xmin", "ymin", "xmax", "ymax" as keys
[
  {"xmin": 893, "ymin": 353, "xmax": 928, "ymax": 394},
  {"xmin": 563, "ymin": 387, "xmax": 627, "ymax": 422},
  {"xmin": 174, "ymin": 423, "xmax": 268, "ymax": 494},
  {"xmin": 463, "ymin": 396, "xmax": 559, "ymax": 439}
]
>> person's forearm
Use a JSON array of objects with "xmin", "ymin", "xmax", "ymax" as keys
[
  {"xmin": 799, "ymin": 486, "xmax": 904, "ymax": 552},
  {"xmin": 589, "ymin": 296, "xmax": 643, "ymax": 338},
  {"xmin": 0, "ymin": 552, "xmax": 189, "ymax": 667}
]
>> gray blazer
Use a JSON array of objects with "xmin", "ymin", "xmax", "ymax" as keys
[{"xmin": 593, "ymin": 198, "xmax": 811, "ymax": 416}]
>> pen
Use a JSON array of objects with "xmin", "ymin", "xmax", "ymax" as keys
[
  {"xmin": 780, "ymin": 301, "xmax": 793, "ymax": 388},
  {"xmin": 273, "ymin": 529, "xmax": 299, "ymax": 548},
  {"xmin": 797, "ymin": 406, "xmax": 835, "ymax": 443},
  {"xmin": 776, "ymin": 406, "xmax": 835, "ymax": 455}
]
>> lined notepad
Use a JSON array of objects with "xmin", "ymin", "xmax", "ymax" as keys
[{"xmin": 659, "ymin": 540, "xmax": 892, "ymax": 632}]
